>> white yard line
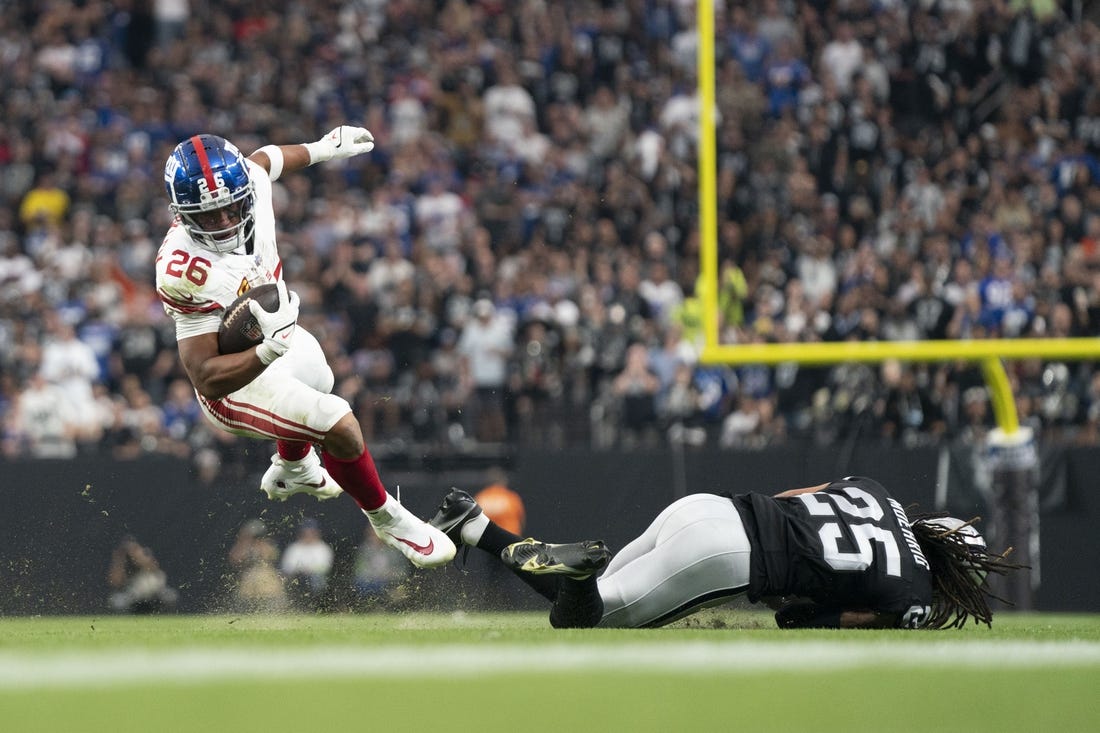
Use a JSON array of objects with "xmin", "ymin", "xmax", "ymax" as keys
[{"xmin": 0, "ymin": 640, "xmax": 1098, "ymax": 690}]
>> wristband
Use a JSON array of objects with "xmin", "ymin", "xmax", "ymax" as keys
[
  {"xmin": 256, "ymin": 145, "xmax": 284, "ymax": 181},
  {"xmin": 302, "ymin": 140, "xmax": 330, "ymax": 165}
]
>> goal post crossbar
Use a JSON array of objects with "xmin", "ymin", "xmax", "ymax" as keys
[{"xmin": 700, "ymin": 339, "xmax": 1100, "ymax": 366}]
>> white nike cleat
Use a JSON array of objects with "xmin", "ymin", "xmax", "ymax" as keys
[
  {"xmin": 260, "ymin": 451, "xmax": 344, "ymax": 502},
  {"xmin": 366, "ymin": 494, "xmax": 457, "ymax": 569}
]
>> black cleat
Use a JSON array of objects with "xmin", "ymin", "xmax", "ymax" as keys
[
  {"xmin": 428, "ymin": 488, "xmax": 483, "ymax": 546},
  {"xmin": 501, "ymin": 538, "xmax": 611, "ymax": 579}
]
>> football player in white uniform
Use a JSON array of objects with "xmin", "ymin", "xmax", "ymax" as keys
[{"xmin": 156, "ymin": 128, "xmax": 455, "ymax": 569}]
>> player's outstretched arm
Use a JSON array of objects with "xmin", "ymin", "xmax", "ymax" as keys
[{"xmin": 248, "ymin": 126, "xmax": 375, "ymax": 181}]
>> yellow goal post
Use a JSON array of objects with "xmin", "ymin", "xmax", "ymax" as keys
[{"xmin": 694, "ymin": 2, "xmax": 1100, "ymax": 437}]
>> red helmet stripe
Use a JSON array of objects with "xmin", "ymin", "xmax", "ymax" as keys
[{"xmin": 189, "ymin": 135, "xmax": 219, "ymax": 198}]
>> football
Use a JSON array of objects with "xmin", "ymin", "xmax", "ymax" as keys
[{"xmin": 217, "ymin": 283, "xmax": 281, "ymax": 354}]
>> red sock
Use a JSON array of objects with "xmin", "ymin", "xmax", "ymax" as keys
[
  {"xmin": 277, "ymin": 440, "xmax": 312, "ymax": 461},
  {"xmin": 321, "ymin": 447, "xmax": 388, "ymax": 511}
]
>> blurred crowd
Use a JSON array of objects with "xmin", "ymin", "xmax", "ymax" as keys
[
  {"xmin": 107, "ymin": 516, "xmax": 410, "ymax": 614},
  {"xmin": 223, "ymin": 515, "xmax": 412, "ymax": 613},
  {"xmin": 2, "ymin": 0, "xmax": 1100, "ymax": 472},
  {"xmin": 107, "ymin": 471, "xmax": 525, "ymax": 614}
]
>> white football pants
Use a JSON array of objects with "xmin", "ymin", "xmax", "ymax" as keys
[
  {"xmin": 196, "ymin": 326, "xmax": 351, "ymax": 443},
  {"xmin": 597, "ymin": 493, "xmax": 752, "ymax": 628}
]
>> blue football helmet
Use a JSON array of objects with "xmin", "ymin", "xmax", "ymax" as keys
[{"xmin": 164, "ymin": 134, "xmax": 255, "ymax": 253}]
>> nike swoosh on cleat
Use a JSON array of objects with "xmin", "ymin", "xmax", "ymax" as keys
[{"xmin": 388, "ymin": 534, "xmax": 435, "ymax": 555}]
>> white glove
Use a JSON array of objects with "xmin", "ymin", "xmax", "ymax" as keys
[
  {"xmin": 304, "ymin": 126, "xmax": 375, "ymax": 164},
  {"xmin": 251, "ymin": 281, "xmax": 300, "ymax": 365}
]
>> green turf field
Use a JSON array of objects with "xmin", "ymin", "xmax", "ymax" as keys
[{"xmin": 1, "ymin": 610, "xmax": 1097, "ymax": 733}]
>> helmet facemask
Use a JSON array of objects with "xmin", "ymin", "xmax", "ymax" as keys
[
  {"xmin": 165, "ymin": 134, "xmax": 256, "ymax": 254},
  {"xmin": 172, "ymin": 188, "xmax": 255, "ymax": 253}
]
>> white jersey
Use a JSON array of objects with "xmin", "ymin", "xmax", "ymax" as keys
[{"xmin": 156, "ymin": 158, "xmax": 282, "ymax": 341}]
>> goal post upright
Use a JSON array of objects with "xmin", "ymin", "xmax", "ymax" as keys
[{"xmin": 697, "ymin": 0, "xmax": 720, "ymax": 351}]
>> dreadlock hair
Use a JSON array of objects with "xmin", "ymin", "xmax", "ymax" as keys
[{"xmin": 909, "ymin": 511, "xmax": 1028, "ymax": 629}]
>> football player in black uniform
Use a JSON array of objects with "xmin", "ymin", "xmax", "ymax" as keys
[{"xmin": 429, "ymin": 477, "xmax": 1023, "ymax": 629}]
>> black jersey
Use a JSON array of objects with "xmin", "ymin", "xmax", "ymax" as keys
[{"xmin": 732, "ymin": 476, "xmax": 933, "ymax": 628}]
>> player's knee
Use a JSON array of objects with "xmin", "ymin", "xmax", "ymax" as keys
[{"xmin": 322, "ymin": 414, "xmax": 363, "ymax": 459}]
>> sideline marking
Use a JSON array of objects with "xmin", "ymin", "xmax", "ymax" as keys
[{"xmin": 1, "ymin": 641, "xmax": 1099, "ymax": 689}]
